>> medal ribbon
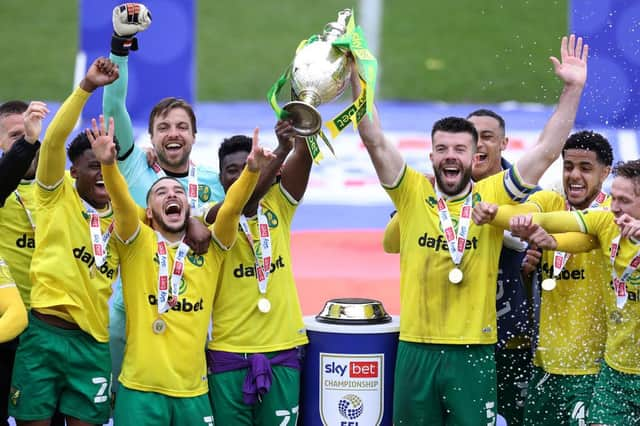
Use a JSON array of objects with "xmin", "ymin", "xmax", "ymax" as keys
[
  {"xmin": 152, "ymin": 161, "xmax": 200, "ymax": 215},
  {"xmin": 609, "ymin": 235, "xmax": 640, "ymax": 309},
  {"xmin": 239, "ymin": 206, "xmax": 272, "ymax": 296},
  {"xmin": 552, "ymin": 191, "xmax": 608, "ymax": 278},
  {"xmin": 81, "ymin": 200, "xmax": 114, "ymax": 268},
  {"xmin": 14, "ymin": 190, "xmax": 35, "ymax": 230},
  {"xmin": 435, "ymin": 187, "xmax": 473, "ymax": 267},
  {"xmin": 156, "ymin": 233, "xmax": 190, "ymax": 314}
]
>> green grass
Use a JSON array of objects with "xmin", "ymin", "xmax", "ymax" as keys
[{"xmin": 0, "ymin": 1, "xmax": 567, "ymax": 103}]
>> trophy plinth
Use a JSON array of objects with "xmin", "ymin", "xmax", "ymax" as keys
[{"xmin": 283, "ymin": 9, "xmax": 353, "ymax": 136}]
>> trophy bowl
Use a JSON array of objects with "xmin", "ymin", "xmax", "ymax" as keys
[{"xmin": 283, "ymin": 9, "xmax": 353, "ymax": 136}]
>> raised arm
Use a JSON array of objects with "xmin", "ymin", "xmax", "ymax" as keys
[
  {"xmin": 205, "ymin": 124, "xmax": 296, "ymax": 223},
  {"xmin": 104, "ymin": 3, "xmax": 152, "ymax": 159},
  {"xmin": 515, "ymin": 34, "xmax": 588, "ymax": 185},
  {"xmin": 103, "ymin": 54, "xmax": 135, "ymax": 159},
  {"xmin": 87, "ymin": 115, "xmax": 140, "ymax": 242},
  {"xmin": 0, "ymin": 101, "xmax": 49, "ymax": 204},
  {"xmin": 242, "ymin": 124, "xmax": 294, "ymax": 215},
  {"xmin": 37, "ymin": 58, "xmax": 119, "ymax": 189},
  {"xmin": 279, "ymin": 126, "xmax": 313, "ymax": 202},
  {"xmin": 213, "ymin": 133, "xmax": 276, "ymax": 248},
  {"xmin": 350, "ymin": 64, "xmax": 404, "ymax": 187},
  {"xmin": 0, "ymin": 137, "xmax": 39, "ymax": 206}
]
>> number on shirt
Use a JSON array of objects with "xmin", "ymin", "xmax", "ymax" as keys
[
  {"xmin": 275, "ymin": 405, "xmax": 299, "ymax": 425},
  {"xmin": 91, "ymin": 376, "xmax": 110, "ymax": 403}
]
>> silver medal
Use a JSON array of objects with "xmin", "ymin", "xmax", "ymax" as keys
[
  {"xmin": 257, "ymin": 297, "xmax": 271, "ymax": 313},
  {"xmin": 152, "ymin": 318, "xmax": 167, "ymax": 334},
  {"xmin": 541, "ymin": 278, "xmax": 557, "ymax": 291},
  {"xmin": 448, "ymin": 267, "xmax": 463, "ymax": 284}
]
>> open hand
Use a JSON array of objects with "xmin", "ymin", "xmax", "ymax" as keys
[
  {"xmin": 23, "ymin": 101, "xmax": 49, "ymax": 144},
  {"xmin": 550, "ymin": 34, "xmax": 588, "ymax": 87},
  {"xmin": 86, "ymin": 115, "xmax": 117, "ymax": 165}
]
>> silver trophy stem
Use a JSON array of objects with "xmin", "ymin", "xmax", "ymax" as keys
[{"xmin": 283, "ymin": 90, "xmax": 322, "ymax": 136}]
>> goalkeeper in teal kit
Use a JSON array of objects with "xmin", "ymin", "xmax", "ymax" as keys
[{"xmin": 103, "ymin": 3, "xmax": 225, "ymax": 394}]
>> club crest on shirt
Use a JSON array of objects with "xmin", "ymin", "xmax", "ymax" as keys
[
  {"xmin": 187, "ymin": 253, "xmax": 205, "ymax": 267},
  {"xmin": 265, "ymin": 209, "xmax": 278, "ymax": 228},
  {"xmin": 425, "ymin": 196, "xmax": 437, "ymax": 207},
  {"xmin": 198, "ymin": 184, "xmax": 211, "ymax": 202},
  {"xmin": 438, "ymin": 217, "xmax": 459, "ymax": 233},
  {"xmin": 9, "ymin": 387, "xmax": 20, "ymax": 406},
  {"xmin": 627, "ymin": 271, "xmax": 640, "ymax": 287}
]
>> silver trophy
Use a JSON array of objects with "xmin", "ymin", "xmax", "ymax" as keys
[{"xmin": 283, "ymin": 9, "xmax": 353, "ymax": 136}]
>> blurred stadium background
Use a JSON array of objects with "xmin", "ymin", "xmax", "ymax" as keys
[{"xmin": 1, "ymin": 0, "xmax": 639, "ymax": 316}]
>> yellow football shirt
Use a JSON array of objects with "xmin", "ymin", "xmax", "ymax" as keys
[
  {"xmin": 572, "ymin": 209, "xmax": 640, "ymax": 375},
  {"xmin": 29, "ymin": 176, "xmax": 118, "ymax": 343},
  {"xmin": 115, "ymin": 224, "xmax": 224, "ymax": 397},
  {"xmin": 208, "ymin": 184, "xmax": 308, "ymax": 353},
  {"xmin": 385, "ymin": 164, "xmax": 535, "ymax": 344},
  {"xmin": 527, "ymin": 190, "xmax": 608, "ymax": 374},
  {"xmin": 0, "ymin": 181, "xmax": 37, "ymax": 307}
]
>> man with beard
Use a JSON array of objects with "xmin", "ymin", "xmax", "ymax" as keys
[
  {"xmin": 8, "ymin": 57, "xmax": 120, "ymax": 426},
  {"xmin": 473, "ymin": 131, "xmax": 613, "ymax": 425},
  {"xmin": 102, "ymin": 3, "xmax": 225, "ymax": 395},
  {"xmin": 482, "ymin": 159, "xmax": 640, "ymax": 426},
  {"xmin": 382, "ymin": 108, "xmax": 541, "ymax": 425},
  {"xmin": 352, "ymin": 33, "xmax": 588, "ymax": 424},
  {"xmin": 87, "ymin": 113, "xmax": 272, "ymax": 425}
]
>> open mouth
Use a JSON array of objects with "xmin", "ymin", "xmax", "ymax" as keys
[
  {"xmin": 165, "ymin": 143, "xmax": 183, "ymax": 152},
  {"xmin": 95, "ymin": 180, "xmax": 105, "ymax": 188},
  {"xmin": 442, "ymin": 166, "xmax": 461, "ymax": 179},
  {"xmin": 567, "ymin": 183, "xmax": 585, "ymax": 197},
  {"xmin": 164, "ymin": 202, "xmax": 182, "ymax": 218},
  {"xmin": 476, "ymin": 153, "xmax": 488, "ymax": 163}
]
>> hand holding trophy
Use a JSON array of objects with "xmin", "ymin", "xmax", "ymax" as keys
[{"xmin": 268, "ymin": 9, "xmax": 378, "ymax": 163}]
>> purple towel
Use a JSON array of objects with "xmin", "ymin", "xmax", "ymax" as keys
[{"xmin": 207, "ymin": 349, "xmax": 301, "ymax": 405}]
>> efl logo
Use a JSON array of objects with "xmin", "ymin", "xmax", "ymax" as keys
[{"xmin": 350, "ymin": 361, "xmax": 378, "ymax": 378}]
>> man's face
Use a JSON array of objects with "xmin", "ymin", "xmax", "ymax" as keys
[
  {"xmin": 467, "ymin": 115, "xmax": 507, "ymax": 181},
  {"xmin": 146, "ymin": 178, "xmax": 190, "ymax": 234},
  {"xmin": 150, "ymin": 107, "xmax": 195, "ymax": 171},
  {"xmin": 0, "ymin": 113, "xmax": 25, "ymax": 152},
  {"xmin": 71, "ymin": 150, "xmax": 109, "ymax": 208},
  {"xmin": 562, "ymin": 149, "xmax": 610, "ymax": 210},
  {"xmin": 611, "ymin": 176, "xmax": 640, "ymax": 220},
  {"xmin": 429, "ymin": 130, "xmax": 475, "ymax": 196},
  {"xmin": 220, "ymin": 150, "xmax": 250, "ymax": 193}
]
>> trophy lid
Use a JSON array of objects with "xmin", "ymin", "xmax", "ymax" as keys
[
  {"xmin": 323, "ymin": 9, "xmax": 352, "ymax": 40},
  {"xmin": 316, "ymin": 298, "xmax": 392, "ymax": 325}
]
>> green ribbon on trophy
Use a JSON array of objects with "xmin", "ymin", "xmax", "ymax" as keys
[
  {"xmin": 327, "ymin": 15, "xmax": 377, "ymax": 139},
  {"xmin": 266, "ymin": 9, "xmax": 377, "ymax": 164}
]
